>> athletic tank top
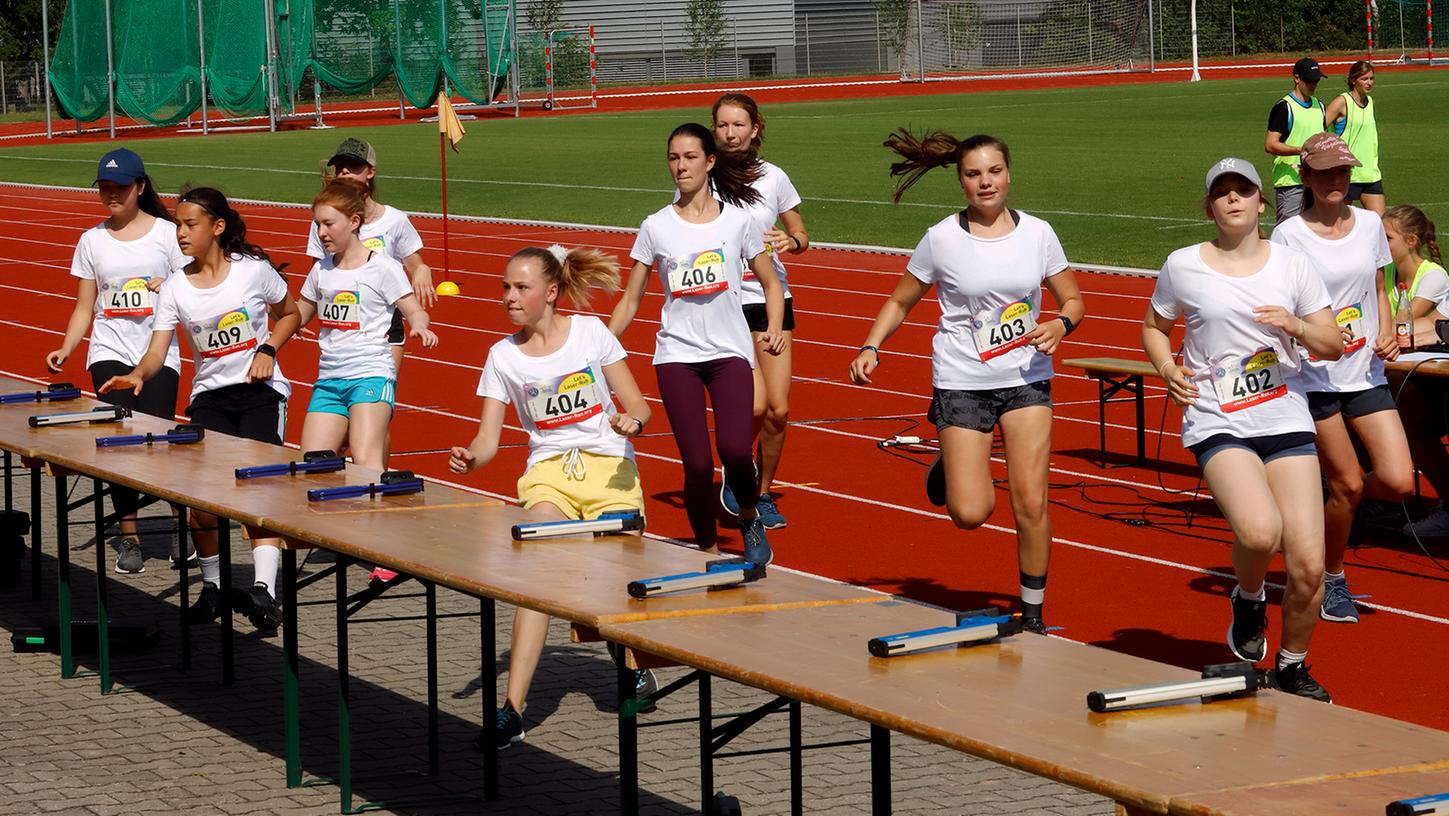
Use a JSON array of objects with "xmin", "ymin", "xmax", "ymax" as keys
[
  {"xmin": 1338, "ymin": 92, "xmax": 1381, "ymax": 184},
  {"xmin": 1271, "ymin": 93, "xmax": 1326, "ymax": 189}
]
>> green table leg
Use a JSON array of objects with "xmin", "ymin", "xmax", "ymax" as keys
[
  {"xmin": 93, "ymin": 479, "xmax": 112, "ymax": 694},
  {"xmin": 55, "ymin": 473, "xmax": 73, "ymax": 679},
  {"xmin": 30, "ymin": 464, "xmax": 43, "ymax": 601}
]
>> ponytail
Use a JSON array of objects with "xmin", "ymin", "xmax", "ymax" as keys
[
  {"xmin": 1384, "ymin": 204, "xmax": 1443, "ymax": 267},
  {"xmin": 176, "ymin": 186, "xmax": 283, "ymax": 273},
  {"xmin": 884, "ymin": 128, "xmax": 1011, "ymax": 203},
  {"xmin": 135, "ymin": 174, "xmax": 172, "ymax": 222},
  {"xmin": 667, "ymin": 123, "xmax": 762, "ymax": 208},
  {"xmin": 513, "ymin": 245, "xmax": 620, "ymax": 308}
]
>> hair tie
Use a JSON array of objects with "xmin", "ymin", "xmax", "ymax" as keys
[{"xmin": 546, "ymin": 244, "xmax": 569, "ymax": 266}]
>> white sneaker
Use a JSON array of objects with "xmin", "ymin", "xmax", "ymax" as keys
[{"xmin": 1403, "ymin": 508, "xmax": 1449, "ymax": 539}]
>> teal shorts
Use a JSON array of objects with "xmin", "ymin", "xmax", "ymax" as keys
[{"xmin": 308, "ymin": 377, "xmax": 395, "ymax": 416}]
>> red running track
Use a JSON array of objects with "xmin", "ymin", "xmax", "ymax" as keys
[{"xmin": 0, "ymin": 183, "xmax": 1444, "ymax": 731}]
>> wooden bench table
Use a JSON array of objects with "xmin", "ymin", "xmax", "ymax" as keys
[{"xmin": 1062, "ymin": 357, "xmax": 1160, "ymax": 468}]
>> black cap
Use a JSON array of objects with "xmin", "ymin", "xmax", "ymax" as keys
[{"xmin": 1293, "ymin": 57, "xmax": 1324, "ymax": 82}]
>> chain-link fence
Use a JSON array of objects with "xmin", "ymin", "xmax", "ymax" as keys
[{"xmin": 0, "ymin": 60, "xmax": 50, "ymax": 117}]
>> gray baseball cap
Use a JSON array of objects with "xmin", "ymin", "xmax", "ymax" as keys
[
  {"xmin": 328, "ymin": 137, "xmax": 376, "ymax": 168},
  {"xmin": 1204, "ymin": 157, "xmax": 1263, "ymax": 193}
]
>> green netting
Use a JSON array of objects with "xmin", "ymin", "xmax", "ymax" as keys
[{"xmin": 48, "ymin": 0, "xmax": 515, "ymax": 125}]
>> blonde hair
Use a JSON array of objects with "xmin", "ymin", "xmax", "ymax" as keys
[
  {"xmin": 511, "ymin": 245, "xmax": 620, "ymax": 307},
  {"xmin": 1384, "ymin": 204, "xmax": 1444, "ymax": 266}
]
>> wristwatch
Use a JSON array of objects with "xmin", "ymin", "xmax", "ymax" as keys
[
  {"xmin": 256, "ymin": 343, "xmax": 277, "ymax": 357},
  {"xmin": 1056, "ymin": 315, "xmax": 1076, "ymax": 336}
]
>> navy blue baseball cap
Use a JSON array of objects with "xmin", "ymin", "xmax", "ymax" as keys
[{"xmin": 94, "ymin": 148, "xmax": 145, "ymax": 185}]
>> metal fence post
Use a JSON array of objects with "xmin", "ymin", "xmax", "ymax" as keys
[
  {"xmin": 1147, "ymin": 0, "xmax": 1155, "ymax": 71},
  {"xmin": 660, "ymin": 21, "xmax": 667, "ymax": 82},
  {"xmin": 197, "ymin": 0, "xmax": 209, "ymax": 134},
  {"xmin": 876, "ymin": 9, "xmax": 882, "ymax": 73},
  {"xmin": 733, "ymin": 18, "xmax": 740, "ymax": 78},
  {"xmin": 804, "ymin": 14, "xmax": 811, "ymax": 75},
  {"xmin": 103, "ymin": 0, "xmax": 116, "ymax": 139},
  {"xmin": 1087, "ymin": 1, "xmax": 1093, "ymax": 63},
  {"xmin": 915, "ymin": 0, "xmax": 925, "ymax": 81},
  {"xmin": 1231, "ymin": 0, "xmax": 1237, "ymax": 57},
  {"xmin": 41, "ymin": 0, "xmax": 53, "ymax": 138},
  {"xmin": 2, "ymin": 61, "xmax": 8, "ymax": 116},
  {"xmin": 1017, "ymin": 4, "xmax": 1023, "ymax": 67}
]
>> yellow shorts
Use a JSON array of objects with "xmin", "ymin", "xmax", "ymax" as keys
[{"xmin": 516, "ymin": 451, "xmax": 645, "ymax": 521}]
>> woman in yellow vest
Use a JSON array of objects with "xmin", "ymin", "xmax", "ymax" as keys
[{"xmin": 1326, "ymin": 61, "xmax": 1385, "ymax": 215}]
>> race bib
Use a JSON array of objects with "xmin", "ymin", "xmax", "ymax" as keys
[
  {"xmin": 1211, "ymin": 348, "xmax": 1287, "ymax": 413},
  {"xmin": 664, "ymin": 249, "xmax": 729, "ymax": 297},
  {"xmin": 318, "ymin": 289, "xmax": 361, "ymax": 331},
  {"xmin": 971, "ymin": 299, "xmax": 1036, "ymax": 361},
  {"xmin": 188, "ymin": 307, "xmax": 258, "ymax": 358},
  {"xmin": 1335, "ymin": 303, "xmax": 1365, "ymax": 354},
  {"xmin": 99, "ymin": 276, "xmax": 155, "ymax": 317},
  {"xmin": 362, "ymin": 236, "xmax": 387, "ymax": 251},
  {"xmin": 524, "ymin": 369, "xmax": 603, "ymax": 430}
]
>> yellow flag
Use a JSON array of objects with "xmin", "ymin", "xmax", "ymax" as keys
[{"xmin": 437, "ymin": 91, "xmax": 465, "ymax": 152}]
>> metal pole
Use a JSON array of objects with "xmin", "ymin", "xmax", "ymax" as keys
[
  {"xmin": 439, "ymin": 0, "xmax": 450, "ymax": 99},
  {"xmin": 1190, "ymin": 0, "xmax": 1202, "ymax": 81},
  {"xmin": 42, "ymin": 0, "xmax": 53, "ymax": 138},
  {"xmin": 1087, "ymin": 1, "xmax": 1093, "ymax": 63},
  {"xmin": 1430, "ymin": 0, "xmax": 1435, "ymax": 63},
  {"xmin": 1401, "ymin": 1, "xmax": 1406, "ymax": 60},
  {"xmin": 1231, "ymin": 1, "xmax": 1237, "ymax": 57},
  {"xmin": 393, "ymin": 0, "xmax": 405, "ymax": 115},
  {"xmin": 805, "ymin": 14, "xmax": 811, "ymax": 75},
  {"xmin": 2, "ymin": 61, "xmax": 8, "ymax": 115},
  {"xmin": 197, "ymin": 0, "xmax": 209, "ymax": 135},
  {"xmin": 733, "ymin": 19, "xmax": 740, "ymax": 78},
  {"xmin": 509, "ymin": 0, "xmax": 520, "ymax": 118},
  {"xmin": 876, "ymin": 10, "xmax": 882, "ymax": 73},
  {"xmin": 1147, "ymin": 0, "xmax": 1155, "ymax": 72},
  {"xmin": 1017, "ymin": 5, "xmax": 1023, "ymax": 67},
  {"xmin": 661, "ymin": 20, "xmax": 667, "ymax": 82},
  {"xmin": 104, "ymin": 0, "xmax": 115, "ymax": 139},
  {"xmin": 263, "ymin": 0, "xmax": 277, "ymax": 132},
  {"xmin": 915, "ymin": 0, "xmax": 926, "ymax": 81},
  {"xmin": 1365, "ymin": 0, "xmax": 1372, "ymax": 59}
]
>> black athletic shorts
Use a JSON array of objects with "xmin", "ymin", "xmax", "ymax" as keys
[
  {"xmin": 187, "ymin": 382, "xmax": 286, "ymax": 446},
  {"xmin": 742, "ymin": 298, "xmax": 796, "ymax": 333},
  {"xmin": 1188, "ymin": 431, "xmax": 1317, "ymax": 468},
  {"xmin": 928, "ymin": 381, "xmax": 1052, "ymax": 434},
  {"xmin": 387, "ymin": 307, "xmax": 405, "ymax": 345},
  {"xmin": 1348, "ymin": 180, "xmax": 1385, "ymax": 199},
  {"xmin": 1307, "ymin": 385, "xmax": 1396, "ymax": 421},
  {"xmin": 89, "ymin": 361, "xmax": 181, "ymax": 516}
]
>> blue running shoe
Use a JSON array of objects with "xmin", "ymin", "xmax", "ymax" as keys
[
  {"xmin": 1319, "ymin": 575, "xmax": 1359, "ymax": 623},
  {"xmin": 720, "ymin": 481, "xmax": 740, "ymax": 517},
  {"xmin": 742, "ymin": 516, "xmax": 773, "ymax": 566},
  {"xmin": 755, "ymin": 494, "xmax": 787, "ymax": 529}
]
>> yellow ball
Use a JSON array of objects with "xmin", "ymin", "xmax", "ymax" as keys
[{"xmin": 435, "ymin": 281, "xmax": 460, "ymax": 296}]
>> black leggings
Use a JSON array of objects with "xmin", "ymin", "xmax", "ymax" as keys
[{"xmin": 89, "ymin": 361, "xmax": 180, "ymax": 517}]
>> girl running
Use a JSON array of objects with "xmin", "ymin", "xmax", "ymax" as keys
[
  {"xmin": 100, "ymin": 187, "xmax": 301, "ymax": 631},
  {"xmin": 297, "ymin": 177, "xmax": 438, "ymax": 471},
  {"xmin": 306, "ymin": 139, "xmax": 434, "ymax": 378},
  {"xmin": 609, "ymin": 123, "xmax": 785, "ymax": 563},
  {"xmin": 1270, "ymin": 132, "xmax": 1413, "ymax": 626},
  {"xmin": 449, "ymin": 244, "xmax": 651, "ymax": 750},
  {"xmin": 1325, "ymin": 61, "xmax": 1385, "ymax": 215},
  {"xmin": 848, "ymin": 130, "xmax": 1085, "ymax": 634},
  {"xmin": 711, "ymin": 93, "xmax": 809, "ymax": 529},
  {"xmin": 1143, "ymin": 157, "xmax": 1342, "ymax": 700},
  {"xmin": 46, "ymin": 148, "xmax": 184, "ymax": 575}
]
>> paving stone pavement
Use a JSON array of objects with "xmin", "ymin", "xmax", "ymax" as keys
[{"xmin": 0, "ymin": 472, "xmax": 1113, "ymax": 815}]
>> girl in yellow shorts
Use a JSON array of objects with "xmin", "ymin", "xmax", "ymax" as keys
[{"xmin": 449, "ymin": 244, "xmax": 651, "ymax": 751}]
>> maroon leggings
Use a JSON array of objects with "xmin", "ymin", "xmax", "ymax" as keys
[{"xmin": 655, "ymin": 357, "xmax": 758, "ymax": 546}]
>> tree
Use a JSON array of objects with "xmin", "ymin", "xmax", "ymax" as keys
[
  {"xmin": 526, "ymin": 0, "xmax": 564, "ymax": 34},
  {"xmin": 0, "ymin": 0, "xmax": 62, "ymax": 62},
  {"xmin": 686, "ymin": 0, "xmax": 729, "ymax": 75},
  {"xmin": 876, "ymin": 0, "xmax": 912, "ymax": 76}
]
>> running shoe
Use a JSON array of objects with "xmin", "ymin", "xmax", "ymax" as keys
[
  {"xmin": 720, "ymin": 482, "xmax": 741, "ymax": 518},
  {"xmin": 1355, "ymin": 498, "xmax": 1403, "ymax": 527},
  {"xmin": 1319, "ymin": 575, "xmax": 1360, "ymax": 623},
  {"xmin": 635, "ymin": 669, "xmax": 658, "ymax": 715},
  {"xmin": 1274, "ymin": 661, "xmax": 1332, "ymax": 703},
  {"xmin": 742, "ymin": 517, "xmax": 773, "ymax": 566},
  {"xmin": 169, "ymin": 534, "xmax": 196, "ymax": 569},
  {"xmin": 925, "ymin": 455, "xmax": 947, "ymax": 507},
  {"xmin": 1020, "ymin": 616, "xmax": 1047, "ymax": 635},
  {"xmin": 1227, "ymin": 586, "xmax": 1268, "ymax": 663},
  {"xmin": 1403, "ymin": 507, "xmax": 1449, "ymax": 539},
  {"xmin": 476, "ymin": 702, "xmax": 526, "ymax": 751},
  {"xmin": 755, "ymin": 494, "xmax": 787, "ymax": 529},
  {"xmin": 185, "ymin": 582, "xmax": 223, "ymax": 624},
  {"xmin": 246, "ymin": 583, "xmax": 282, "ymax": 631},
  {"xmin": 114, "ymin": 537, "xmax": 144, "ymax": 574}
]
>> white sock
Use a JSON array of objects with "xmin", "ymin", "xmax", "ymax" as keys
[
  {"xmin": 1277, "ymin": 648, "xmax": 1308, "ymax": 671},
  {"xmin": 199, "ymin": 554, "xmax": 220, "ymax": 586},
  {"xmin": 1237, "ymin": 584, "xmax": 1266, "ymax": 602},
  {"xmin": 1324, "ymin": 570, "xmax": 1345, "ymax": 581},
  {"xmin": 251, "ymin": 544, "xmax": 280, "ymax": 595}
]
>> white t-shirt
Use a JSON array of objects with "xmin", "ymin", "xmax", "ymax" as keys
[
  {"xmin": 154, "ymin": 256, "xmax": 292, "ymax": 399},
  {"xmin": 476, "ymin": 315, "xmax": 633, "ymax": 470},
  {"xmin": 738, "ymin": 161, "xmax": 801, "ymax": 305},
  {"xmin": 1271, "ymin": 208, "xmax": 1392, "ymax": 392},
  {"xmin": 305, "ymin": 204, "xmax": 424, "ymax": 263},
  {"xmin": 1150, "ymin": 242, "xmax": 1331, "ymax": 447},
  {"xmin": 906, "ymin": 211, "xmax": 1070, "ymax": 390},
  {"xmin": 300, "ymin": 252, "xmax": 412, "ymax": 380},
  {"xmin": 629, "ymin": 203, "xmax": 764, "ymax": 366},
  {"xmin": 70, "ymin": 216, "xmax": 184, "ymax": 372}
]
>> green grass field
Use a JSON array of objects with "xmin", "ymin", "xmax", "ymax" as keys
[{"xmin": 3, "ymin": 72, "xmax": 1447, "ymax": 269}]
